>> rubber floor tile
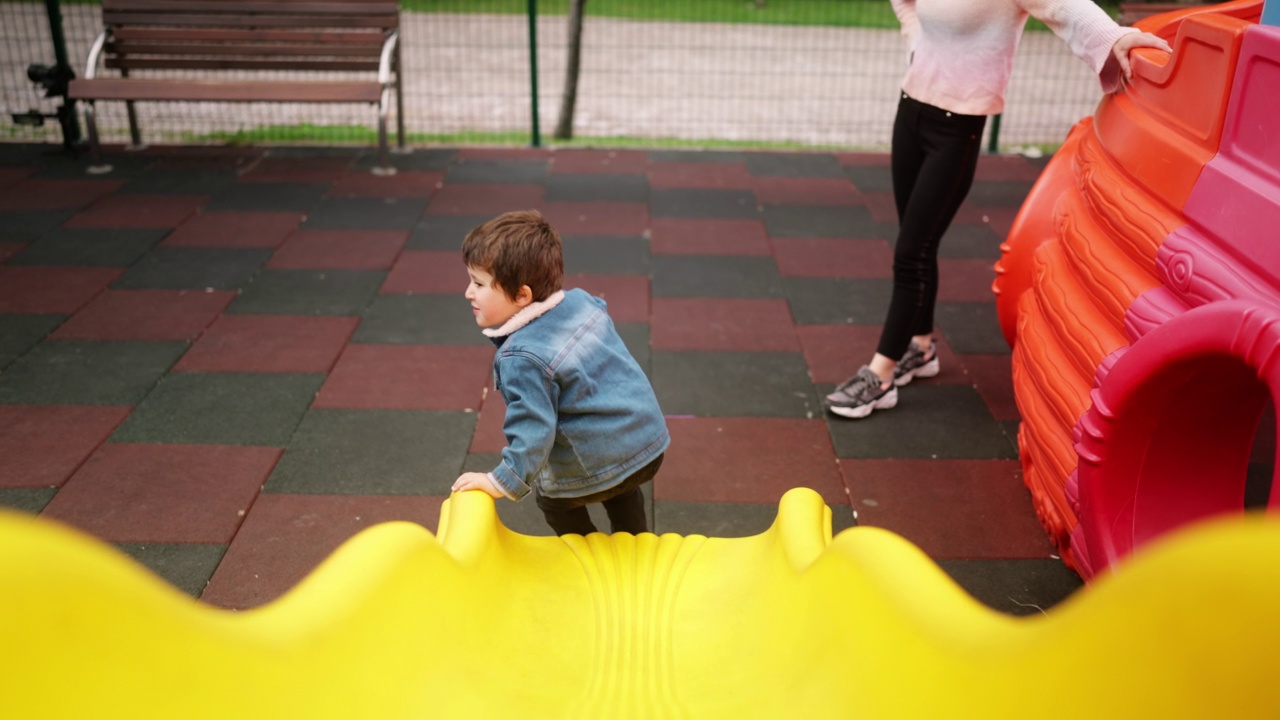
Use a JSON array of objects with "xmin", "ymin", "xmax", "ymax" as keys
[
  {"xmin": 0, "ymin": 405, "xmax": 132, "ymax": 488},
  {"xmin": 771, "ymin": 236, "xmax": 894, "ymax": 278},
  {"xmin": 424, "ymin": 183, "xmax": 544, "ymax": 215},
  {"xmin": 113, "ymin": 247, "xmax": 272, "ymax": 290},
  {"xmin": 352, "ymin": 148, "xmax": 456, "ymax": 173},
  {"xmin": 354, "ymin": 294, "xmax": 487, "ymax": 345},
  {"xmin": 0, "ymin": 167, "xmax": 34, "ymax": 189},
  {"xmin": 540, "ymin": 201, "xmax": 649, "ymax": 236},
  {"xmin": 781, "ymin": 276, "xmax": 891, "ymax": 325},
  {"xmin": 266, "ymin": 229, "xmax": 407, "ymax": 271},
  {"xmin": 162, "ymin": 211, "xmax": 304, "ymax": 248},
  {"xmin": 44, "ymin": 443, "xmax": 281, "ymax": 543},
  {"xmin": 0, "ymin": 340, "xmax": 187, "ymax": 406},
  {"xmin": 63, "ymin": 194, "xmax": 207, "ymax": 229},
  {"xmin": 649, "ymin": 218, "xmax": 770, "ymax": 256},
  {"xmin": 937, "ymin": 559, "xmax": 1083, "ymax": 616},
  {"xmin": 456, "ymin": 147, "xmax": 544, "ymax": 162},
  {"xmin": 974, "ymin": 154, "xmax": 1046, "ymax": 183},
  {"xmin": 548, "ymin": 149, "xmax": 647, "ymax": 174},
  {"xmin": 467, "ymin": 385, "xmax": 505, "ymax": 454},
  {"xmin": 315, "ymin": 344, "xmax": 493, "ymax": 411},
  {"xmin": 751, "ymin": 177, "xmax": 862, "ymax": 205},
  {"xmin": 562, "ymin": 236, "xmax": 650, "ymax": 276},
  {"xmin": 227, "ymin": 269, "xmax": 385, "ymax": 315},
  {"xmin": 0, "ymin": 209, "xmax": 77, "ymax": 242},
  {"xmin": 651, "ymin": 255, "xmax": 784, "ymax": 299},
  {"xmin": 564, "ymin": 274, "xmax": 650, "ymax": 323},
  {"xmin": 651, "ymin": 350, "xmax": 819, "ymax": 418},
  {"xmin": 841, "ymin": 458, "xmax": 1054, "ymax": 559},
  {"xmin": 745, "ymin": 152, "xmax": 846, "ymax": 178},
  {"xmin": 301, "ymin": 197, "xmax": 428, "ymax": 231},
  {"xmin": 1, "ymin": 242, "xmax": 25, "ymax": 262},
  {"xmin": 938, "ymin": 258, "xmax": 1000, "ymax": 302},
  {"xmin": 116, "ymin": 168, "xmax": 238, "ymax": 196},
  {"xmin": 409, "ymin": 214, "xmax": 491, "ymax": 250},
  {"xmin": 951, "ymin": 204, "xmax": 1020, "ymax": 238},
  {"xmin": 959, "ymin": 354, "xmax": 1020, "ymax": 421},
  {"xmin": 938, "ymin": 223, "xmax": 1006, "ymax": 260},
  {"xmin": 203, "ymin": 182, "xmax": 330, "ymax": 213},
  {"xmin": 446, "ymin": 159, "xmax": 548, "ymax": 184},
  {"xmin": 173, "ymin": 315, "xmax": 358, "ymax": 373},
  {"xmin": 825, "ymin": 384, "xmax": 1016, "ymax": 460},
  {"xmin": 544, "ymin": 173, "xmax": 648, "ymax": 203},
  {"xmin": 0, "ymin": 488, "xmax": 55, "ymax": 514},
  {"xmin": 328, "ymin": 170, "xmax": 443, "ymax": 198},
  {"xmin": 110, "ymin": 372, "xmax": 324, "ymax": 446},
  {"xmin": 763, "ymin": 204, "xmax": 893, "ymax": 239},
  {"xmin": 650, "ymin": 298, "xmax": 799, "ymax": 352},
  {"xmin": 859, "ymin": 191, "xmax": 900, "ymax": 224},
  {"xmin": 264, "ymin": 408, "xmax": 475, "ymax": 495},
  {"xmin": 0, "ymin": 267, "xmax": 121, "ymax": 313},
  {"xmin": 648, "ymin": 150, "xmax": 748, "ymax": 165},
  {"xmin": 0, "ymin": 314, "xmax": 67, "ymax": 369},
  {"xmin": 646, "ymin": 162, "xmax": 754, "ymax": 190},
  {"xmin": 798, "ymin": 325, "xmax": 965, "ymax": 387},
  {"xmin": 658, "ymin": 417, "xmax": 845, "ymax": 505},
  {"xmin": 843, "ymin": 164, "xmax": 894, "ymax": 193},
  {"xmin": 115, "ymin": 543, "xmax": 226, "ymax": 599},
  {"xmin": 0, "ymin": 179, "xmax": 122, "ymax": 211},
  {"xmin": 964, "ymin": 180, "xmax": 1038, "ymax": 207},
  {"xmin": 201, "ymin": 493, "xmax": 444, "ymax": 608},
  {"xmin": 6, "ymin": 227, "xmax": 168, "ymax": 267},
  {"xmin": 617, "ymin": 323, "xmax": 652, "ymax": 376},
  {"xmin": 649, "ymin": 188, "xmax": 759, "ymax": 220},
  {"xmin": 653, "ymin": 499, "xmax": 857, "ymax": 538},
  {"xmin": 239, "ymin": 156, "xmax": 354, "ymax": 183},
  {"xmin": 381, "ymin": 250, "xmax": 466, "ymax": 294},
  {"xmin": 934, "ymin": 302, "xmax": 1010, "ymax": 355},
  {"xmin": 51, "ymin": 289, "xmax": 235, "ymax": 341}
]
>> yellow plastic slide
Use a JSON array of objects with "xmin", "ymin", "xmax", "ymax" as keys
[{"xmin": 1, "ymin": 487, "xmax": 1277, "ymax": 718}]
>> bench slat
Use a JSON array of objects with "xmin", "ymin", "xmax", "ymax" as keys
[
  {"xmin": 69, "ymin": 77, "xmax": 383, "ymax": 103},
  {"xmin": 111, "ymin": 27, "xmax": 387, "ymax": 44},
  {"xmin": 103, "ymin": 1, "xmax": 400, "ymax": 16},
  {"xmin": 103, "ymin": 12, "xmax": 398, "ymax": 28},
  {"xmin": 108, "ymin": 42, "xmax": 383, "ymax": 57},
  {"xmin": 106, "ymin": 57, "xmax": 380, "ymax": 72}
]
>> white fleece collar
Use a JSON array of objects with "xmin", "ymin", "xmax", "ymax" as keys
[{"xmin": 482, "ymin": 290, "xmax": 566, "ymax": 338}]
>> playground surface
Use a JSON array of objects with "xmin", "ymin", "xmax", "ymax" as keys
[{"xmin": 0, "ymin": 140, "xmax": 1083, "ymax": 614}]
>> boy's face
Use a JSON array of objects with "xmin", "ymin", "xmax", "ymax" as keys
[{"xmin": 465, "ymin": 266, "xmax": 524, "ymax": 328}]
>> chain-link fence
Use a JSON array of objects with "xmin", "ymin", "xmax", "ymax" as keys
[{"xmin": 2, "ymin": 0, "xmax": 1127, "ymax": 152}]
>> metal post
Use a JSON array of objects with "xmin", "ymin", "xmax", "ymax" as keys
[
  {"xmin": 987, "ymin": 112, "xmax": 1001, "ymax": 154},
  {"xmin": 43, "ymin": 0, "xmax": 81, "ymax": 146},
  {"xmin": 527, "ymin": 0, "xmax": 541, "ymax": 148}
]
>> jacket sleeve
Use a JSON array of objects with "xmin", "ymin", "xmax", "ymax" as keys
[
  {"xmin": 1017, "ymin": 0, "xmax": 1138, "ymax": 93},
  {"xmin": 489, "ymin": 353, "xmax": 559, "ymax": 501}
]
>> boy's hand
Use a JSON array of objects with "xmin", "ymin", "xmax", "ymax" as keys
[{"xmin": 451, "ymin": 471, "xmax": 504, "ymax": 499}]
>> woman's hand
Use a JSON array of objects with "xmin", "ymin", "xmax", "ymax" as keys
[
  {"xmin": 1111, "ymin": 31, "xmax": 1173, "ymax": 81},
  {"xmin": 451, "ymin": 471, "xmax": 504, "ymax": 498}
]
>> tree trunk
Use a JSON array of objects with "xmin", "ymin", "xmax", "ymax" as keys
[{"xmin": 553, "ymin": 0, "xmax": 587, "ymax": 140}]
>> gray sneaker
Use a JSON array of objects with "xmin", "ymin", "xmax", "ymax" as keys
[
  {"xmin": 893, "ymin": 338, "xmax": 939, "ymax": 387},
  {"xmin": 826, "ymin": 366, "xmax": 898, "ymax": 419}
]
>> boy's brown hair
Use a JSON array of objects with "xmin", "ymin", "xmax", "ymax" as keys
[{"xmin": 462, "ymin": 209, "xmax": 564, "ymax": 302}]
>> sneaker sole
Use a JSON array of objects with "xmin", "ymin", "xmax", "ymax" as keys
[
  {"xmin": 893, "ymin": 357, "xmax": 940, "ymax": 387},
  {"xmin": 827, "ymin": 389, "xmax": 898, "ymax": 419}
]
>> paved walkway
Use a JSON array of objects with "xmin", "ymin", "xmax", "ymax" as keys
[{"xmin": 0, "ymin": 141, "xmax": 1082, "ymax": 614}]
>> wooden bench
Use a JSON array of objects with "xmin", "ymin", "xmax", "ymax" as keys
[{"xmin": 67, "ymin": 0, "xmax": 404, "ymax": 174}]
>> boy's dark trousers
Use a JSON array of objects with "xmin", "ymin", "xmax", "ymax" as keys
[{"xmin": 535, "ymin": 454, "xmax": 665, "ymax": 536}]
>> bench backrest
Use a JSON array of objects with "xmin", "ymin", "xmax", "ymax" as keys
[{"xmin": 99, "ymin": 0, "xmax": 400, "ymax": 74}]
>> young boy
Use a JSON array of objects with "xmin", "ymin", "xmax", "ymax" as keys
[{"xmin": 450, "ymin": 210, "xmax": 670, "ymax": 536}]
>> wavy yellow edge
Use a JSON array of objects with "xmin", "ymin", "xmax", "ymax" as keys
[{"xmin": 2, "ymin": 487, "xmax": 1278, "ymax": 718}]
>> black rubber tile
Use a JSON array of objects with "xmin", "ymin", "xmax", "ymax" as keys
[
  {"xmin": 0, "ymin": 488, "xmax": 56, "ymax": 513},
  {"xmin": 300, "ymin": 197, "xmax": 429, "ymax": 230},
  {"xmin": 353, "ymin": 148, "xmax": 458, "ymax": 172},
  {"xmin": 8, "ymin": 228, "xmax": 168, "ymax": 267},
  {"xmin": 937, "ymin": 223, "xmax": 1006, "ymax": 260},
  {"xmin": 648, "ymin": 150, "xmax": 747, "ymax": 164},
  {"xmin": 965, "ymin": 181, "xmax": 1036, "ymax": 207},
  {"xmin": 782, "ymin": 277, "xmax": 891, "ymax": 325},
  {"xmin": 203, "ymin": 182, "xmax": 330, "ymax": 213},
  {"xmin": 408, "ymin": 214, "xmax": 489, "ymax": 251},
  {"xmin": 353, "ymin": 294, "xmax": 488, "ymax": 345},
  {"xmin": 616, "ymin": 322, "xmax": 651, "ymax": 378},
  {"xmin": 110, "ymin": 372, "xmax": 324, "ymax": 445},
  {"xmin": 544, "ymin": 173, "xmax": 648, "ymax": 202},
  {"xmin": 266, "ymin": 146, "xmax": 362, "ymax": 159},
  {"xmin": 935, "ymin": 302, "xmax": 1010, "ymax": 354},
  {"xmin": 562, "ymin": 236, "xmax": 650, "ymax": 275},
  {"xmin": 824, "ymin": 384, "xmax": 1017, "ymax": 460},
  {"xmin": 0, "ymin": 340, "xmax": 187, "ymax": 405},
  {"xmin": 650, "ymin": 188, "xmax": 760, "ymax": 219},
  {"xmin": 118, "ymin": 168, "xmax": 239, "ymax": 196},
  {"xmin": 937, "ymin": 558, "xmax": 1083, "ymax": 616},
  {"xmin": 0, "ymin": 209, "xmax": 77, "ymax": 242},
  {"xmin": 0, "ymin": 143, "xmax": 51, "ymax": 166},
  {"xmin": 446, "ymin": 160, "xmax": 548, "ymax": 184},
  {"xmin": 265, "ymin": 408, "xmax": 474, "ymax": 495},
  {"xmin": 112, "ymin": 247, "xmax": 271, "ymax": 290},
  {"xmin": 227, "ymin": 269, "xmax": 384, "ymax": 315},
  {"xmin": 652, "ymin": 350, "xmax": 819, "ymax": 417},
  {"xmin": 845, "ymin": 165, "xmax": 894, "ymax": 193},
  {"xmin": 115, "ymin": 542, "xmax": 227, "ymax": 599},
  {"xmin": 654, "ymin": 500, "xmax": 858, "ymax": 538},
  {"xmin": 764, "ymin": 205, "xmax": 894, "ymax": 239},
  {"xmin": 0, "ymin": 313, "xmax": 66, "ymax": 369},
  {"xmin": 29, "ymin": 153, "xmax": 152, "ymax": 180},
  {"xmin": 652, "ymin": 255, "xmax": 785, "ymax": 299},
  {"xmin": 746, "ymin": 152, "xmax": 845, "ymax": 178}
]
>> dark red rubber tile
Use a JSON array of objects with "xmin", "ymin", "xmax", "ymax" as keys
[
  {"xmin": 200, "ymin": 493, "xmax": 444, "ymax": 609},
  {"xmin": 382, "ymin": 250, "xmax": 466, "ymax": 294},
  {"xmin": 51, "ymin": 289, "xmax": 235, "ymax": 341},
  {"xmin": 650, "ymin": 218, "xmax": 770, "ymax": 256},
  {"xmin": 975, "ymin": 154, "xmax": 1045, "ymax": 182},
  {"xmin": 63, "ymin": 194, "xmax": 208, "ymax": 229},
  {"xmin": 564, "ymin": 274, "xmax": 649, "ymax": 323},
  {"xmin": 961, "ymin": 354, "xmax": 1020, "ymax": 421},
  {"xmin": 0, "ymin": 405, "xmax": 132, "ymax": 488},
  {"xmin": 798, "ymin": 325, "xmax": 965, "ymax": 386},
  {"xmin": 860, "ymin": 191, "xmax": 899, "ymax": 224},
  {"xmin": 772, "ymin": 237, "xmax": 893, "ymax": 278},
  {"xmin": 240, "ymin": 156, "xmax": 353, "ymax": 183},
  {"xmin": 173, "ymin": 314, "xmax": 358, "ymax": 374},
  {"xmin": 459, "ymin": 147, "xmax": 548, "ymax": 161},
  {"xmin": 550, "ymin": 149, "xmax": 647, "ymax": 174},
  {"xmin": 162, "ymin": 211, "xmax": 304, "ymax": 248},
  {"xmin": 424, "ymin": 183, "xmax": 544, "ymax": 216},
  {"xmin": 541, "ymin": 201, "xmax": 648, "ymax": 237},
  {"xmin": 328, "ymin": 170, "xmax": 443, "ymax": 198},
  {"xmin": 952, "ymin": 205, "xmax": 1020, "ymax": 239},
  {"xmin": 647, "ymin": 162, "xmax": 754, "ymax": 189},
  {"xmin": 651, "ymin": 298, "xmax": 798, "ymax": 351},
  {"xmin": 468, "ymin": 384, "xmax": 506, "ymax": 454},
  {"xmin": 753, "ymin": 177, "xmax": 861, "ymax": 205},
  {"xmin": 43, "ymin": 443, "xmax": 281, "ymax": 543},
  {"xmin": 938, "ymin": 258, "xmax": 999, "ymax": 302},
  {"xmin": 316, "ymin": 344, "xmax": 493, "ymax": 410},
  {"xmin": 0, "ymin": 179, "xmax": 122, "ymax": 211},
  {"xmin": 836, "ymin": 152, "xmax": 892, "ymax": 167},
  {"xmin": 841, "ymin": 458, "xmax": 1055, "ymax": 559},
  {"xmin": 266, "ymin": 229, "xmax": 407, "ymax": 270},
  {"xmin": 0, "ymin": 243, "xmax": 23, "ymax": 263},
  {"xmin": 658, "ymin": 417, "xmax": 846, "ymax": 505},
  {"xmin": 0, "ymin": 267, "xmax": 122, "ymax": 313},
  {"xmin": 0, "ymin": 167, "xmax": 35, "ymax": 189}
]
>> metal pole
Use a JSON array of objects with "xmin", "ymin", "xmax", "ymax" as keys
[
  {"xmin": 987, "ymin": 112, "xmax": 1001, "ymax": 154},
  {"xmin": 527, "ymin": 0, "xmax": 541, "ymax": 148},
  {"xmin": 44, "ymin": 0, "xmax": 82, "ymax": 146}
]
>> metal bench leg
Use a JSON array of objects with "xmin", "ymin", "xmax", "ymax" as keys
[
  {"xmin": 393, "ymin": 44, "xmax": 409, "ymax": 154},
  {"xmin": 120, "ymin": 69, "xmax": 146, "ymax": 151},
  {"xmin": 83, "ymin": 101, "xmax": 112, "ymax": 175},
  {"xmin": 372, "ymin": 92, "xmax": 396, "ymax": 176}
]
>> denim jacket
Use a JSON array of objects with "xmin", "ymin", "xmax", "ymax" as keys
[{"xmin": 483, "ymin": 288, "xmax": 670, "ymax": 501}]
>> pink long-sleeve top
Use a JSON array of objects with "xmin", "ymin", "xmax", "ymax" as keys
[{"xmin": 889, "ymin": 0, "xmax": 1137, "ymax": 115}]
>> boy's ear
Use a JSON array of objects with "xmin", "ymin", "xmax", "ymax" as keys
[{"xmin": 514, "ymin": 285, "xmax": 534, "ymax": 307}]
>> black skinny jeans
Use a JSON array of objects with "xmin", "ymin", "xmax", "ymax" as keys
[
  {"xmin": 876, "ymin": 92, "xmax": 987, "ymax": 361},
  {"xmin": 535, "ymin": 453, "xmax": 664, "ymax": 536}
]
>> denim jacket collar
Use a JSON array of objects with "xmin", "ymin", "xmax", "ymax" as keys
[{"xmin": 482, "ymin": 289, "xmax": 566, "ymax": 339}]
